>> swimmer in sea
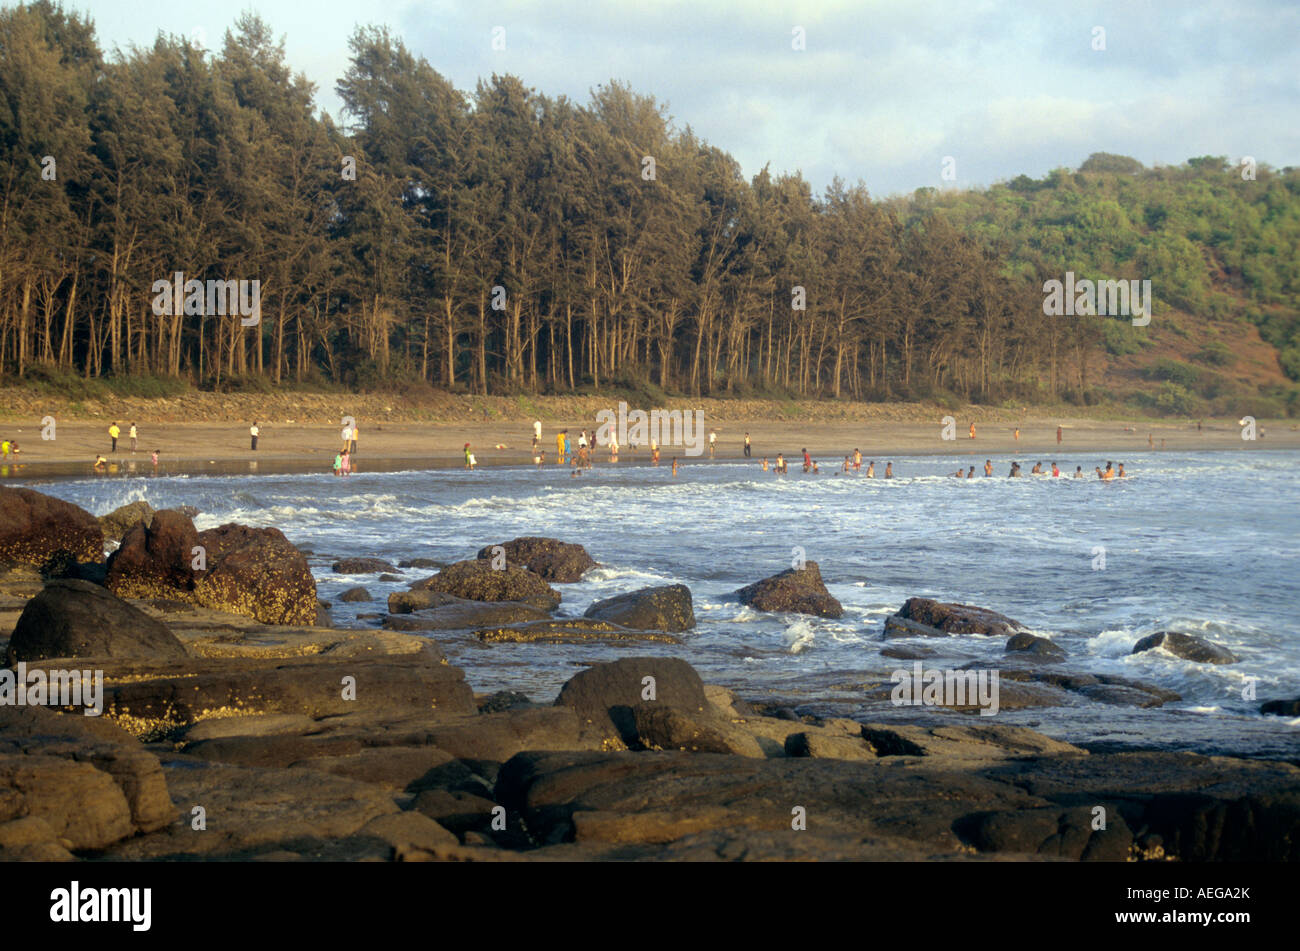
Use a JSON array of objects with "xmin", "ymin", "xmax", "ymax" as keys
[
  {"xmin": 1095, "ymin": 466, "xmax": 1105, "ymax": 479},
  {"xmin": 1051, "ymin": 461, "xmax": 1060, "ymax": 477},
  {"xmin": 866, "ymin": 461, "xmax": 875, "ymax": 478},
  {"xmin": 761, "ymin": 457, "xmax": 769, "ymax": 472},
  {"xmin": 1031, "ymin": 462, "xmax": 1043, "ymax": 474},
  {"xmin": 984, "ymin": 459, "xmax": 993, "ymax": 477},
  {"xmin": 853, "ymin": 448, "xmax": 862, "ymax": 470},
  {"xmin": 1009, "ymin": 462, "xmax": 1022, "ymax": 477},
  {"xmin": 672, "ymin": 457, "xmax": 678, "ymax": 477},
  {"xmin": 1103, "ymin": 461, "xmax": 1114, "ymax": 480},
  {"xmin": 884, "ymin": 462, "xmax": 893, "ymax": 478},
  {"xmin": 802, "ymin": 448, "xmax": 811, "ymax": 472},
  {"xmin": 1074, "ymin": 466, "xmax": 1083, "ymax": 478},
  {"xmin": 1117, "ymin": 463, "xmax": 1126, "ymax": 478},
  {"xmin": 967, "ymin": 466, "xmax": 975, "ymax": 478},
  {"xmin": 775, "ymin": 453, "xmax": 787, "ymax": 474},
  {"xmin": 812, "ymin": 461, "xmax": 820, "ymax": 474}
]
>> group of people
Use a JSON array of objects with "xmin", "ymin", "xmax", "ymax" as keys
[
  {"xmin": 955, "ymin": 459, "xmax": 1128, "ymax": 479},
  {"xmin": 761, "ymin": 449, "xmax": 895, "ymax": 478},
  {"xmin": 332, "ymin": 421, "xmax": 360, "ymax": 475},
  {"xmin": 107, "ymin": 421, "xmax": 139, "ymax": 453},
  {"xmin": 0, "ymin": 437, "xmax": 20, "ymax": 460}
]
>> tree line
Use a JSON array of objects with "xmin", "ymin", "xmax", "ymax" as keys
[{"xmin": 2, "ymin": 2, "xmax": 1296, "ymax": 407}]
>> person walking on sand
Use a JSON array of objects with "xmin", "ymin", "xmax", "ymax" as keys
[
  {"xmin": 129, "ymin": 423, "xmax": 138, "ymax": 452},
  {"xmin": 1013, "ymin": 427, "xmax": 1020, "ymax": 442},
  {"xmin": 109, "ymin": 422, "xmax": 120, "ymax": 453},
  {"xmin": 1056, "ymin": 425, "xmax": 1062, "ymax": 445},
  {"xmin": 744, "ymin": 433, "xmax": 751, "ymax": 458},
  {"xmin": 969, "ymin": 422, "xmax": 976, "ymax": 440},
  {"xmin": 250, "ymin": 422, "xmax": 259, "ymax": 451}
]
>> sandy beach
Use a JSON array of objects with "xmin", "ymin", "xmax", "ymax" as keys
[{"xmin": 0, "ymin": 412, "xmax": 1295, "ymax": 478}]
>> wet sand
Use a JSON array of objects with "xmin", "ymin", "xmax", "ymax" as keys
[{"xmin": 1, "ymin": 416, "xmax": 1294, "ymax": 480}]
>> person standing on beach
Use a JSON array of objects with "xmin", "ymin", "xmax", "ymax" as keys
[
  {"xmin": 708, "ymin": 429, "xmax": 716, "ymax": 458},
  {"xmin": 109, "ymin": 422, "xmax": 120, "ymax": 453},
  {"xmin": 1148, "ymin": 433, "xmax": 1154, "ymax": 449},
  {"xmin": 563, "ymin": 431, "xmax": 572, "ymax": 460},
  {"xmin": 250, "ymin": 422, "xmax": 259, "ymax": 451},
  {"xmin": 151, "ymin": 450, "xmax": 159, "ymax": 468},
  {"xmin": 533, "ymin": 420, "xmax": 542, "ymax": 450},
  {"xmin": 744, "ymin": 433, "xmax": 751, "ymax": 457},
  {"xmin": 349, "ymin": 422, "xmax": 358, "ymax": 457},
  {"xmin": 129, "ymin": 423, "xmax": 138, "ymax": 452},
  {"xmin": 1056, "ymin": 425, "xmax": 1062, "ymax": 445},
  {"xmin": 652, "ymin": 445, "xmax": 660, "ymax": 465},
  {"xmin": 464, "ymin": 443, "xmax": 477, "ymax": 469},
  {"xmin": 1013, "ymin": 428, "xmax": 1020, "ymax": 442},
  {"xmin": 609, "ymin": 431, "xmax": 619, "ymax": 460},
  {"xmin": 969, "ymin": 422, "xmax": 976, "ymax": 439}
]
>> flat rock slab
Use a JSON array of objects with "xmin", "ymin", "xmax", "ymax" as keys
[
  {"xmin": 474, "ymin": 619, "xmax": 683, "ymax": 645},
  {"xmin": 583, "ymin": 584, "xmax": 696, "ymax": 632},
  {"xmin": 385, "ymin": 597, "xmax": 550, "ymax": 630}
]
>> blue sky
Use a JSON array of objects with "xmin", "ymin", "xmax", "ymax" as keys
[{"xmin": 70, "ymin": 0, "xmax": 1299, "ymax": 197}]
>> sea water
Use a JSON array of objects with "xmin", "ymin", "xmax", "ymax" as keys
[{"xmin": 25, "ymin": 449, "xmax": 1300, "ymax": 757}]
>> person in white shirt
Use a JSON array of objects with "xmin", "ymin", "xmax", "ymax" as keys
[{"xmin": 250, "ymin": 422, "xmax": 259, "ymax": 450}]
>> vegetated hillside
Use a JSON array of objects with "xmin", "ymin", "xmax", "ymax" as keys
[
  {"xmin": 910, "ymin": 152, "xmax": 1300, "ymax": 416},
  {"xmin": 0, "ymin": 4, "xmax": 1296, "ymax": 416}
]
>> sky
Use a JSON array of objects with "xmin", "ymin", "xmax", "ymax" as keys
[{"xmin": 69, "ymin": 0, "xmax": 1300, "ymax": 198}]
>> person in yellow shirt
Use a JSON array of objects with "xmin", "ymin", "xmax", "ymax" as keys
[
  {"xmin": 349, "ymin": 422, "xmax": 358, "ymax": 456},
  {"xmin": 108, "ymin": 422, "xmax": 120, "ymax": 453},
  {"xmin": 555, "ymin": 429, "xmax": 565, "ymax": 462}
]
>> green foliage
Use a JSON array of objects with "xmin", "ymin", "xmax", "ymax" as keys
[{"xmin": 1193, "ymin": 341, "xmax": 1234, "ymax": 366}]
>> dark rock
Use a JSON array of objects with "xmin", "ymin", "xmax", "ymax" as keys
[
  {"xmin": 338, "ymin": 587, "xmax": 372, "ymax": 603},
  {"xmin": 98, "ymin": 500, "xmax": 155, "ymax": 543},
  {"xmin": 735, "ymin": 561, "xmax": 843, "ymax": 618},
  {"xmin": 0, "ymin": 486, "xmax": 103, "ymax": 569},
  {"xmin": 479, "ymin": 691, "xmax": 533, "ymax": 713},
  {"xmin": 555, "ymin": 656, "xmax": 711, "ymax": 743},
  {"xmin": 783, "ymin": 731, "xmax": 877, "ymax": 761},
  {"xmin": 1261, "ymin": 697, "xmax": 1300, "ymax": 717},
  {"xmin": 1006, "ymin": 632, "xmax": 1067, "ymax": 662},
  {"xmin": 475, "ymin": 537, "xmax": 596, "ymax": 583},
  {"xmin": 880, "ymin": 645, "xmax": 935, "ymax": 659},
  {"xmin": 194, "ymin": 523, "xmax": 318, "ymax": 625},
  {"xmin": 332, "ymin": 558, "xmax": 398, "ymax": 574},
  {"xmin": 1132, "ymin": 631, "xmax": 1238, "ymax": 665},
  {"xmin": 398, "ymin": 558, "xmax": 443, "ymax": 570},
  {"xmin": 411, "ymin": 559, "xmax": 560, "ymax": 610},
  {"xmin": 105, "ymin": 508, "xmax": 200, "ymax": 600},
  {"xmin": 892, "ymin": 597, "xmax": 1029, "ymax": 637},
  {"xmin": 959, "ymin": 806, "xmax": 1133, "ymax": 861},
  {"xmin": 7, "ymin": 579, "xmax": 187, "ymax": 664},
  {"xmin": 883, "ymin": 615, "xmax": 943, "ymax": 638},
  {"xmin": 377, "ymin": 574, "xmax": 402, "ymax": 583},
  {"xmin": 630, "ymin": 703, "xmax": 763, "ymax": 756},
  {"xmin": 584, "ymin": 584, "xmax": 695, "ymax": 632}
]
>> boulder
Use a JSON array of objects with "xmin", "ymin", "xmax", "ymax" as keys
[
  {"xmin": 583, "ymin": 584, "xmax": 696, "ymax": 632},
  {"xmin": 735, "ymin": 562, "xmax": 843, "ymax": 618},
  {"xmin": 889, "ymin": 597, "xmax": 1029, "ymax": 637},
  {"xmin": 398, "ymin": 558, "xmax": 443, "ymax": 570},
  {"xmin": 105, "ymin": 508, "xmax": 200, "ymax": 600},
  {"xmin": 1005, "ymin": 632, "xmax": 1067, "ymax": 662},
  {"xmin": 411, "ymin": 560, "xmax": 560, "ymax": 610},
  {"xmin": 194, "ymin": 523, "xmax": 317, "ymax": 625},
  {"xmin": 630, "ymin": 704, "xmax": 764, "ymax": 757},
  {"xmin": 555, "ymin": 656, "xmax": 711, "ymax": 743},
  {"xmin": 98, "ymin": 500, "xmax": 155, "ymax": 543},
  {"xmin": 7, "ymin": 579, "xmax": 187, "ymax": 664},
  {"xmin": 332, "ymin": 558, "xmax": 398, "ymax": 574},
  {"xmin": 338, "ymin": 587, "xmax": 372, "ymax": 603},
  {"xmin": 784, "ymin": 731, "xmax": 878, "ymax": 761},
  {"xmin": 0, "ymin": 486, "xmax": 102, "ymax": 569},
  {"xmin": 1131, "ymin": 631, "xmax": 1238, "ymax": 665},
  {"xmin": 475, "ymin": 537, "xmax": 596, "ymax": 583},
  {"xmin": 1261, "ymin": 697, "xmax": 1300, "ymax": 717}
]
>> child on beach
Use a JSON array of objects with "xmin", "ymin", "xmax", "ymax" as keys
[
  {"xmin": 340, "ymin": 449, "xmax": 351, "ymax": 475},
  {"xmin": 93, "ymin": 455, "xmax": 106, "ymax": 471},
  {"xmin": 775, "ymin": 453, "xmax": 787, "ymax": 473},
  {"xmin": 333, "ymin": 452, "xmax": 342, "ymax": 476},
  {"xmin": 151, "ymin": 450, "xmax": 159, "ymax": 467},
  {"xmin": 464, "ymin": 443, "xmax": 477, "ymax": 469},
  {"xmin": 761, "ymin": 458, "xmax": 769, "ymax": 471}
]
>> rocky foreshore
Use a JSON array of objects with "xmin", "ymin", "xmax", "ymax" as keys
[{"xmin": 1, "ymin": 486, "xmax": 1297, "ymax": 862}]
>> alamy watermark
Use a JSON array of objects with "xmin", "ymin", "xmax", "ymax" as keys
[
  {"xmin": 0, "ymin": 663, "xmax": 104, "ymax": 716},
  {"xmin": 151, "ymin": 271, "xmax": 261, "ymax": 326},
  {"xmin": 594, "ymin": 401, "xmax": 706, "ymax": 456},
  {"xmin": 890, "ymin": 662, "xmax": 1000, "ymax": 716},
  {"xmin": 1042, "ymin": 271, "xmax": 1151, "ymax": 326}
]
